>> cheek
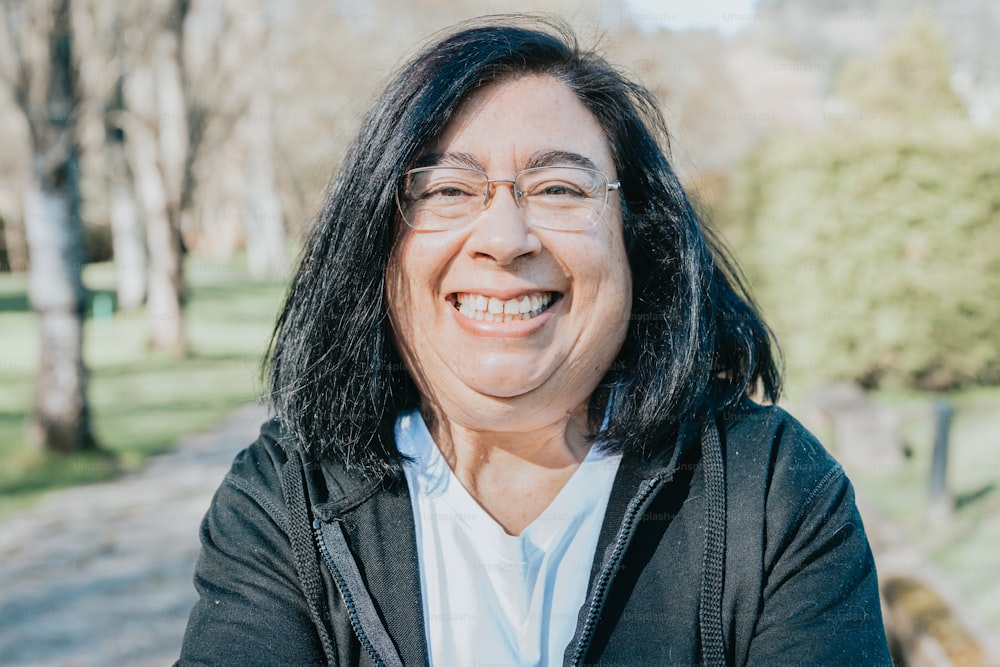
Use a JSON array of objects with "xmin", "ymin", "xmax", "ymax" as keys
[
  {"xmin": 388, "ymin": 239, "xmax": 430, "ymax": 318},
  {"xmin": 572, "ymin": 229, "xmax": 632, "ymax": 304},
  {"xmin": 386, "ymin": 235, "xmax": 459, "ymax": 349},
  {"xmin": 385, "ymin": 259, "xmax": 436, "ymax": 395},
  {"xmin": 587, "ymin": 235, "xmax": 632, "ymax": 342},
  {"xmin": 395, "ymin": 232, "xmax": 464, "ymax": 292},
  {"xmin": 386, "ymin": 240, "xmax": 422, "ymax": 349}
]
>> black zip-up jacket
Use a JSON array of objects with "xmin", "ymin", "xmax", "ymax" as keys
[{"xmin": 177, "ymin": 402, "xmax": 892, "ymax": 666}]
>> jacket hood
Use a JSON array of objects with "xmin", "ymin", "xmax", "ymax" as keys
[{"xmin": 269, "ymin": 409, "xmax": 706, "ymax": 521}]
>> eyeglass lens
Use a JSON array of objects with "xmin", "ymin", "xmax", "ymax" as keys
[{"xmin": 399, "ymin": 166, "xmax": 613, "ymax": 231}]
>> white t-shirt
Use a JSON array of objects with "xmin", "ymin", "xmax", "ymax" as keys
[{"xmin": 395, "ymin": 409, "xmax": 623, "ymax": 667}]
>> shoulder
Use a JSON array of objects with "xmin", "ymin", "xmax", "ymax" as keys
[
  {"xmin": 222, "ymin": 418, "xmax": 388, "ymax": 521},
  {"xmin": 224, "ymin": 418, "xmax": 299, "ymax": 493},
  {"xmin": 717, "ymin": 401, "xmax": 847, "ymax": 524},
  {"xmin": 714, "ymin": 401, "xmax": 876, "ymax": 584},
  {"xmin": 212, "ymin": 418, "xmax": 298, "ymax": 531},
  {"xmin": 717, "ymin": 404, "xmax": 891, "ymax": 663},
  {"xmin": 719, "ymin": 400, "xmax": 841, "ymax": 479},
  {"xmin": 180, "ymin": 419, "xmax": 333, "ymax": 665}
]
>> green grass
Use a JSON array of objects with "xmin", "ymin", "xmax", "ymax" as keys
[
  {"xmin": 847, "ymin": 386, "xmax": 1000, "ymax": 634},
  {"xmin": 0, "ymin": 256, "xmax": 287, "ymax": 516}
]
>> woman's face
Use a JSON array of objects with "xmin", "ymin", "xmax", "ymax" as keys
[{"xmin": 387, "ymin": 74, "xmax": 632, "ymax": 432}]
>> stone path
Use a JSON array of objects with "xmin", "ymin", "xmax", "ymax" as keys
[{"xmin": 0, "ymin": 402, "xmax": 268, "ymax": 667}]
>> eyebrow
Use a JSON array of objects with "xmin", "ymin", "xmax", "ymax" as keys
[
  {"xmin": 526, "ymin": 150, "xmax": 599, "ymax": 171},
  {"xmin": 414, "ymin": 152, "xmax": 485, "ymax": 170},
  {"xmin": 414, "ymin": 150, "xmax": 600, "ymax": 172}
]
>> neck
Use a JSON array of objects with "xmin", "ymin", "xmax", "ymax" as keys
[{"xmin": 421, "ymin": 401, "xmax": 594, "ymax": 534}]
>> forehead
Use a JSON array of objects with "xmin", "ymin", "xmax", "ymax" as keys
[{"xmin": 428, "ymin": 74, "xmax": 615, "ymax": 172}]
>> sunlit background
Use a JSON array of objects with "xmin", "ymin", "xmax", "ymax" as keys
[{"xmin": 1, "ymin": 0, "xmax": 998, "ymax": 664}]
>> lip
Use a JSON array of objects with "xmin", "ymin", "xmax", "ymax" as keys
[{"xmin": 447, "ymin": 291, "xmax": 564, "ymax": 338}]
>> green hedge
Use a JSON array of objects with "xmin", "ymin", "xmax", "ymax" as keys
[{"xmin": 722, "ymin": 121, "xmax": 1000, "ymax": 390}]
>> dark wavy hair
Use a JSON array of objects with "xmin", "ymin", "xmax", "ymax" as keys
[{"xmin": 266, "ymin": 15, "xmax": 782, "ymax": 480}]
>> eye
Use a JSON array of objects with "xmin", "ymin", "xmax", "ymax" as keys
[
  {"xmin": 518, "ymin": 167, "xmax": 601, "ymax": 201},
  {"xmin": 406, "ymin": 170, "xmax": 484, "ymax": 202},
  {"xmin": 529, "ymin": 180, "xmax": 586, "ymax": 198},
  {"xmin": 425, "ymin": 185, "xmax": 474, "ymax": 199}
]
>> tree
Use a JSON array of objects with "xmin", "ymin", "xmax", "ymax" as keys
[
  {"xmin": 233, "ymin": 9, "xmax": 286, "ymax": 280},
  {"xmin": 182, "ymin": 0, "xmax": 287, "ymax": 277},
  {"xmin": 721, "ymin": 17, "xmax": 1000, "ymax": 391},
  {"xmin": 0, "ymin": 0, "xmax": 96, "ymax": 452},
  {"xmin": 72, "ymin": 0, "xmax": 147, "ymax": 310},
  {"xmin": 106, "ymin": 128, "xmax": 145, "ymax": 310},
  {"xmin": 0, "ymin": 183, "xmax": 29, "ymax": 273},
  {"xmin": 120, "ymin": 0, "xmax": 189, "ymax": 355},
  {"xmin": 837, "ymin": 14, "xmax": 965, "ymax": 122},
  {"xmin": 113, "ymin": 0, "xmax": 276, "ymax": 350}
]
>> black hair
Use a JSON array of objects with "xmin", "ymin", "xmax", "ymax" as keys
[{"xmin": 265, "ymin": 15, "xmax": 782, "ymax": 479}]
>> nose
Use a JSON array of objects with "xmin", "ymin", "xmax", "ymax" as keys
[{"xmin": 465, "ymin": 180, "xmax": 541, "ymax": 266}]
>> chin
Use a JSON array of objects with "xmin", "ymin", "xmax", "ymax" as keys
[
  {"xmin": 452, "ymin": 356, "xmax": 551, "ymax": 397},
  {"xmin": 469, "ymin": 377, "xmax": 545, "ymax": 400},
  {"xmin": 456, "ymin": 391, "xmax": 575, "ymax": 434}
]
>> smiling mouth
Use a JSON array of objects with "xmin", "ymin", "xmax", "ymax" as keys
[{"xmin": 452, "ymin": 291, "xmax": 560, "ymax": 322}]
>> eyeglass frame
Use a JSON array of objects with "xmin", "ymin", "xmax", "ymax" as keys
[{"xmin": 395, "ymin": 164, "xmax": 622, "ymax": 231}]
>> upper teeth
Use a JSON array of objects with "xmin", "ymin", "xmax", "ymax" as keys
[{"xmin": 456, "ymin": 292, "xmax": 554, "ymax": 322}]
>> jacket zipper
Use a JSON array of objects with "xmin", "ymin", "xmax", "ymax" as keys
[
  {"xmin": 313, "ymin": 518, "xmax": 385, "ymax": 667},
  {"xmin": 568, "ymin": 474, "xmax": 666, "ymax": 666}
]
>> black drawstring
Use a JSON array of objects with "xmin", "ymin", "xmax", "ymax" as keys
[
  {"xmin": 699, "ymin": 416, "xmax": 727, "ymax": 666},
  {"xmin": 280, "ymin": 453, "xmax": 338, "ymax": 664}
]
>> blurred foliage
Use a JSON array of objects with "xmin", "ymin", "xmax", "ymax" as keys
[
  {"xmin": 837, "ymin": 15, "xmax": 965, "ymax": 121},
  {"xmin": 721, "ymin": 17, "xmax": 1000, "ymax": 391}
]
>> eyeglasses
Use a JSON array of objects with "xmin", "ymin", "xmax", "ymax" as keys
[{"xmin": 396, "ymin": 165, "xmax": 621, "ymax": 231}]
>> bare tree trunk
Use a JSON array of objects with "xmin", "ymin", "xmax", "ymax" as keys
[
  {"xmin": 239, "ymin": 77, "xmax": 287, "ymax": 280},
  {"xmin": 107, "ymin": 137, "xmax": 145, "ymax": 309},
  {"xmin": 122, "ymin": 105, "xmax": 185, "ymax": 354},
  {"xmin": 145, "ymin": 203, "xmax": 186, "ymax": 354},
  {"xmin": 151, "ymin": 27, "xmax": 188, "ymax": 354},
  {"xmin": 122, "ymin": 54, "xmax": 186, "ymax": 355},
  {"xmin": 14, "ymin": 0, "xmax": 97, "ymax": 452},
  {"xmin": 0, "ymin": 185, "xmax": 29, "ymax": 272},
  {"xmin": 154, "ymin": 30, "xmax": 186, "ymax": 211},
  {"xmin": 24, "ymin": 164, "xmax": 95, "ymax": 452},
  {"xmin": 238, "ymin": 3, "xmax": 288, "ymax": 278},
  {"xmin": 196, "ymin": 140, "xmax": 244, "ymax": 257}
]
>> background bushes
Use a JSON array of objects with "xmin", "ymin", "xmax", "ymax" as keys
[{"xmin": 722, "ymin": 120, "xmax": 1000, "ymax": 390}]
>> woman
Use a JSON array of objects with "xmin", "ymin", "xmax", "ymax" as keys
[{"xmin": 178, "ymin": 16, "xmax": 892, "ymax": 667}]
